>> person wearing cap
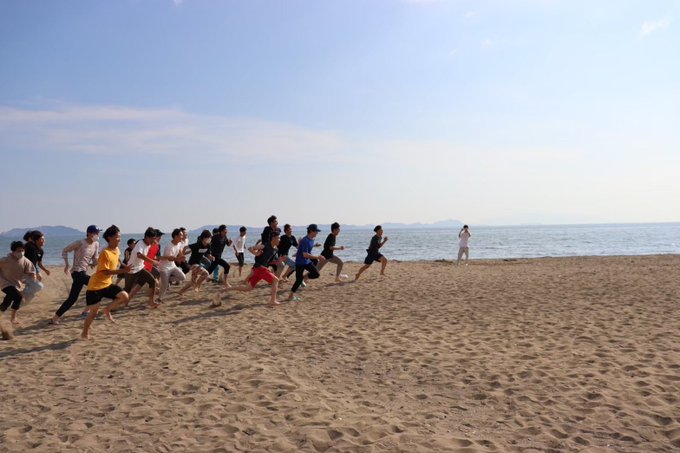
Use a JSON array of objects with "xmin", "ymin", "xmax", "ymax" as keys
[
  {"xmin": 317, "ymin": 222, "xmax": 349, "ymax": 282},
  {"xmin": 207, "ymin": 224, "xmax": 233, "ymax": 287},
  {"xmin": 81, "ymin": 225, "xmax": 131, "ymax": 339},
  {"xmin": 223, "ymin": 231, "xmax": 283, "ymax": 306},
  {"xmin": 156, "ymin": 228, "xmax": 187, "ymax": 303},
  {"xmin": 51, "ymin": 225, "xmax": 101, "ymax": 325},
  {"xmin": 178, "ymin": 229, "xmax": 213, "ymax": 296},
  {"xmin": 0, "ymin": 241, "xmax": 36, "ymax": 326},
  {"xmin": 286, "ymin": 224, "xmax": 325, "ymax": 302},
  {"xmin": 354, "ymin": 225, "xmax": 389, "ymax": 281},
  {"xmin": 124, "ymin": 227, "xmax": 161, "ymax": 309}
]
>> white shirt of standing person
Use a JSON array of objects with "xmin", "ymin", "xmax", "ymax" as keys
[{"xmin": 459, "ymin": 230, "xmax": 470, "ymax": 248}]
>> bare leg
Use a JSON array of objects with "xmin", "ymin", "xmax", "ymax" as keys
[
  {"xmin": 147, "ymin": 286, "xmax": 159, "ymax": 309},
  {"xmin": 81, "ymin": 304, "xmax": 100, "ymax": 339},
  {"xmin": 269, "ymin": 277, "xmax": 281, "ymax": 305},
  {"xmin": 127, "ymin": 284, "xmax": 142, "ymax": 305},
  {"xmin": 379, "ymin": 257, "xmax": 388, "ymax": 276},
  {"xmin": 102, "ymin": 291, "xmax": 130, "ymax": 322},
  {"xmin": 354, "ymin": 264, "xmax": 371, "ymax": 281},
  {"xmin": 10, "ymin": 309, "xmax": 20, "ymax": 326}
]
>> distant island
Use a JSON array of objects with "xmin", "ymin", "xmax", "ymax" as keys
[
  {"xmin": 0, "ymin": 225, "xmax": 83, "ymax": 238},
  {"xmin": 1, "ymin": 220, "xmax": 463, "ymax": 237}
]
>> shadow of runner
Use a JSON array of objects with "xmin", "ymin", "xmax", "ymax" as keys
[
  {"xmin": 170, "ymin": 302, "xmax": 267, "ymax": 325},
  {"xmin": 0, "ymin": 338, "xmax": 78, "ymax": 359}
]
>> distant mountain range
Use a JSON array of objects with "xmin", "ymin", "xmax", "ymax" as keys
[
  {"xmin": 0, "ymin": 220, "xmax": 463, "ymax": 237},
  {"xmin": 189, "ymin": 219, "xmax": 463, "ymax": 235},
  {"xmin": 0, "ymin": 225, "xmax": 83, "ymax": 238}
]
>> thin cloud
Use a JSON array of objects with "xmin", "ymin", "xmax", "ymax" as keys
[
  {"xmin": 0, "ymin": 103, "xmax": 345, "ymax": 163},
  {"xmin": 640, "ymin": 17, "xmax": 672, "ymax": 38}
]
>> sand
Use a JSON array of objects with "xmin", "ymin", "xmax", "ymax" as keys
[{"xmin": 0, "ymin": 255, "xmax": 678, "ymax": 452}]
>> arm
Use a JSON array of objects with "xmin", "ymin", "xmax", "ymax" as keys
[
  {"xmin": 38, "ymin": 261, "xmax": 51, "ymax": 276},
  {"xmin": 136, "ymin": 252, "xmax": 159, "ymax": 267},
  {"xmin": 62, "ymin": 240, "xmax": 81, "ymax": 274}
]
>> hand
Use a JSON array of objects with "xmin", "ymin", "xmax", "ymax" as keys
[
  {"xmin": 340, "ymin": 246, "xmax": 345, "ymax": 251},
  {"xmin": 123, "ymin": 265, "xmax": 132, "ymax": 273},
  {"xmin": 64, "ymin": 265, "xmax": 70, "ymax": 275},
  {"xmin": 45, "ymin": 269, "xmax": 51, "ymax": 276},
  {"xmin": 37, "ymin": 273, "xmax": 43, "ymax": 282},
  {"xmin": 384, "ymin": 236, "xmax": 389, "ymax": 242}
]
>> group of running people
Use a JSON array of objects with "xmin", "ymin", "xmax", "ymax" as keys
[{"xmin": 0, "ymin": 215, "xmax": 391, "ymax": 339}]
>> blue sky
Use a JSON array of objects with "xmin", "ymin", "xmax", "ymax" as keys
[{"xmin": 1, "ymin": 0, "xmax": 678, "ymax": 233}]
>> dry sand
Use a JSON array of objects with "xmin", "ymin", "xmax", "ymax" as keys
[{"xmin": 1, "ymin": 256, "xmax": 679, "ymax": 452}]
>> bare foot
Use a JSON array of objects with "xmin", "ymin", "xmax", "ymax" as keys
[
  {"xmin": 11, "ymin": 318, "xmax": 20, "ymax": 327},
  {"xmin": 80, "ymin": 332, "xmax": 91, "ymax": 340},
  {"xmin": 103, "ymin": 308, "xmax": 115, "ymax": 323},
  {"xmin": 148, "ymin": 302, "xmax": 161, "ymax": 309},
  {"xmin": 50, "ymin": 315, "xmax": 61, "ymax": 325},
  {"xmin": 268, "ymin": 300, "xmax": 282, "ymax": 307},
  {"xmin": 223, "ymin": 282, "xmax": 232, "ymax": 289}
]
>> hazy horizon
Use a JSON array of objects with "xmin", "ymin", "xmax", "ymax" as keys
[{"xmin": 1, "ymin": 1, "xmax": 678, "ymax": 232}]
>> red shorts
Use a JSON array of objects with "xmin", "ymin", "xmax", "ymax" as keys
[{"xmin": 248, "ymin": 266, "xmax": 276, "ymax": 288}]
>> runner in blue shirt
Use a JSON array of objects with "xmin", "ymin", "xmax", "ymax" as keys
[{"xmin": 286, "ymin": 224, "xmax": 324, "ymax": 302}]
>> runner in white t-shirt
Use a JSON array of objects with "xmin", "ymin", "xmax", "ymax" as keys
[
  {"xmin": 457, "ymin": 225, "xmax": 471, "ymax": 265},
  {"xmin": 157, "ymin": 228, "xmax": 187, "ymax": 302},
  {"xmin": 232, "ymin": 227, "xmax": 247, "ymax": 277}
]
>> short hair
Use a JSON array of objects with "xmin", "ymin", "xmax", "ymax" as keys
[
  {"xmin": 179, "ymin": 227, "xmax": 187, "ymax": 232},
  {"xmin": 283, "ymin": 223, "xmax": 291, "ymax": 231},
  {"xmin": 463, "ymin": 224, "xmax": 469, "ymax": 229},
  {"xmin": 267, "ymin": 215, "xmax": 277, "ymax": 225},
  {"xmin": 171, "ymin": 228, "xmax": 182, "ymax": 238},
  {"xmin": 144, "ymin": 227, "xmax": 156, "ymax": 238},
  {"xmin": 28, "ymin": 230, "xmax": 44, "ymax": 241},
  {"xmin": 270, "ymin": 231, "xmax": 280, "ymax": 239},
  {"xmin": 374, "ymin": 225, "xmax": 382, "ymax": 232},
  {"xmin": 22, "ymin": 231, "xmax": 33, "ymax": 241},
  {"xmin": 10, "ymin": 241, "xmax": 24, "ymax": 252},
  {"xmin": 239, "ymin": 226, "xmax": 247, "ymax": 233},
  {"xmin": 199, "ymin": 229, "xmax": 212, "ymax": 240},
  {"xmin": 212, "ymin": 227, "xmax": 218, "ymax": 234},
  {"xmin": 103, "ymin": 225, "xmax": 120, "ymax": 242},
  {"xmin": 218, "ymin": 224, "xmax": 227, "ymax": 232},
  {"xmin": 331, "ymin": 222, "xmax": 340, "ymax": 231},
  {"xmin": 127, "ymin": 238, "xmax": 136, "ymax": 246}
]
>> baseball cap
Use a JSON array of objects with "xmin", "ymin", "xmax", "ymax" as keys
[
  {"xmin": 307, "ymin": 224, "xmax": 321, "ymax": 232},
  {"xmin": 86, "ymin": 225, "xmax": 101, "ymax": 234}
]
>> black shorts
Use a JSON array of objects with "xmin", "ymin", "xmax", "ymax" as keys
[
  {"xmin": 237, "ymin": 252, "xmax": 245, "ymax": 266},
  {"xmin": 364, "ymin": 253, "xmax": 384, "ymax": 265},
  {"xmin": 124, "ymin": 269, "xmax": 156, "ymax": 292},
  {"xmin": 86, "ymin": 285, "xmax": 123, "ymax": 306}
]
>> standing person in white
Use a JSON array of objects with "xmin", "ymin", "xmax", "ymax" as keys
[
  {"xmin": 157, "ymin": 228, "xmax": 187, "ymax": 303},
  {"xmin": 457, "ymin": 225, "xmax": 471, "ymax": 265}
]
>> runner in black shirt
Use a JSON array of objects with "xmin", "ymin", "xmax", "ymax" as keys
[
  {"xmin": 222, "ymin": 232, "xmax": 283, "ymax": 306},
  {"xmin": 207, "ymin": 225, "xmax": 232, "ymax": 287},
  {"xmin": 178, "ymin": 230, "xmax": 213, "ymax": 296},
  {"xmin": 278, "ymin": 224, "xmax": 299, "ymax": 280},
  {"xmin": 317, "ymin": 222, "xmax": 348, "ymax": 282},
  {"xmin": 355, "ymin": 225, "xmax": 389, "ymax": 281}
]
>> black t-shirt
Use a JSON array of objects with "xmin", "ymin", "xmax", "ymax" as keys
[
  {"xmin": 260, "ymin": 226, "xmax": 281, "ymax": 244},
  {"xmin": 254, "ymin": 243, "xmax": 278, "ymax": 268},
  {"xmin": 187, "ymin": 242, "xmax": 211, "ymax": 265},
  {"xmin": 367, "ymin": 235, "xmax": 381, "ymax": 255},
  {"xmin": 24, "ymin": 242, "xmax": 43, "ymax": 266},
  {"xmin": 278, "ymin": 235, "xmax": 298, "ymax": 257},
  {"xmin": 321, "ymin": 233, "xmax": 336, "ymax": 259},
  {"xmin": 210, "ymin": 234, "xmax": 232, "ymax": 258}
]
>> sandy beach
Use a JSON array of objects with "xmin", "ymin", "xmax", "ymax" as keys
[{"xmin": 1, "ymin": 255, "xmax": 678, "ymax": 452}]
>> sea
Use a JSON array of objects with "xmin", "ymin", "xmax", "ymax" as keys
[{"xmin": 2, "ymin": 223, "xmax": 678, "ymax": 266}]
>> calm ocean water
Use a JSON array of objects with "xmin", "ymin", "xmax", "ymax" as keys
[{"xmin": 2, "ymin": 223, "xmax": 678, "ymax": 266}]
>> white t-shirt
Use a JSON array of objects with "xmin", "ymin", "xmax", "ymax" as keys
[
  {"xmin": 159, "ymin": 242, "xmax": 183, "ymax": 272},
  {"xmin": 128, "ymin": 240, "xmax": 151, "ymax": 273},
  {"xmin": 459, "ymin": 231, "xmax": 470, "ymax": 248},
  {"xmin": 234, "ymin": 235, "xmax": 247, "ymax": 253}
]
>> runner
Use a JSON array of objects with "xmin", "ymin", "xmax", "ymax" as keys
[
  {"xmin": 124, "ymin": 227, "xmax": 160, "ymax": 308},
  {"xmin": 354, "ymin": 225, "xmax": 389, "ymax": 281},
  {"xmin": 317, "ymin": 222, "xmax": 348, "ymax": 282},
  {"xmin": 223, "ymin": 231, "xmax": 283, "ymax": 306},
  {"xmin": 232, "ymin": 226, "xmax": 247, "ymax": 277},
  {"xmin": 81, "ymin": 225, "xmax": 131, "ymax": 339},
  {"xmin": 52, "ymin": 225, "xmax": 101, "ymax": 324},
  {"xmin": 177, "ymin": 230, "xmax": 213, "ymax": 296},
  {"xmin": 285, "ymin": 224, "xmax": 325, "ymax": 302},
  {"xmin": 207, "ymin": 224, "xmax": 232, "ymax": 287},
  {"xmin": 0, "ymin": 241, "xmax": 36, "ymax": 326},
  {"xmin": 157, "ymin": 228, "xmax": 187, "ymax": 303}
]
